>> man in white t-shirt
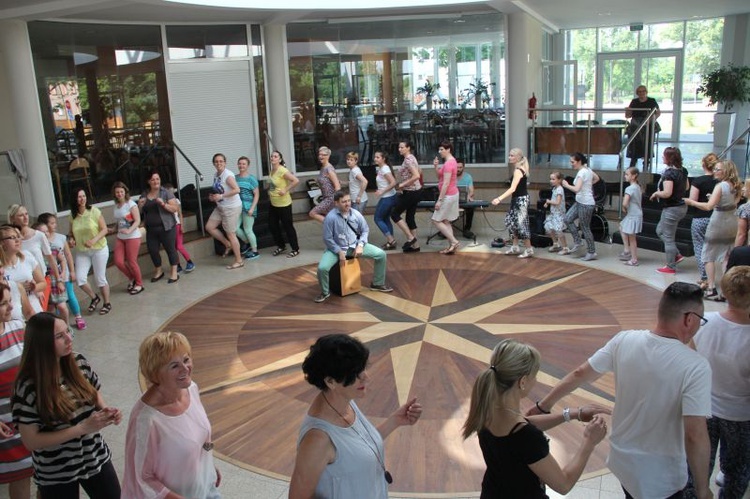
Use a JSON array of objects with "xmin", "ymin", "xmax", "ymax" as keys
[{"xmin": 531, "ymin": 282, "xmax": 713, "ymax": 499}]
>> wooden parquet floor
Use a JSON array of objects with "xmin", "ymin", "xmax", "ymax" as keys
[{"xmin": 162, "ymin": 252, "xmax": 662, "ymax": 496}]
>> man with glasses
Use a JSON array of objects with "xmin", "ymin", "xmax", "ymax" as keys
[
  {"xmin": 314, "ymin": 190, "xmax": 393, "ymax": 303},
  {"xmin": 530, "ymin": 282, "xmax": 713, "ymax": 499}
]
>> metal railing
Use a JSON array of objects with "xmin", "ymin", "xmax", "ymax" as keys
[
  {"xmin": 170, "ymin": 140, "xmax": 205, "ymax": 237},
  {"xmin": 719, "ymin": 121, "xmax": 750, "ymax": 179}
]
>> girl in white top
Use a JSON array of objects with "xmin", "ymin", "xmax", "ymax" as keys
[
  {"xmin": 619, "ymin": 167, "xmax": 643, "ymax": 267},
  {"xmin": 561, "ymin": 153, "xmax": 598, "ymax": 260},
  {"xmin": 112, "ymin": 181, "xmax": 144, "ymax": 295},
  {"xmin": 206, "ymin": 153, "xmax": 244, "ymax": 270},
  {"xmin": 346, "ymin": 151, "xmax": 369, "ymax": 213},
  {"xmin": 373, "ymin": 151, "xmax": 398, "ymax": 249}
]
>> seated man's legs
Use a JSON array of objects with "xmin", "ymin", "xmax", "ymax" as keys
[
  {"xmin": 317, "ymin": 250, "xmax": 340, "ymax": 295},
  {"xmin": 361, "ymin": 243, "xmax": 387, "ymax": 286}
]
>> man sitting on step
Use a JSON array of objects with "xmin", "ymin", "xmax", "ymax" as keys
[{"xmin": 315, "ymin": 190, "xmax": 393, "ymax": 303}]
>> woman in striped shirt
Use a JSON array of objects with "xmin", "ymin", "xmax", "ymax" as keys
[
  {"xmin": 0, "ymin": 282, "xmax": 32, "ymax": 499},
  {"xmin": 12, "ymin": 312, "xmax": 122, "ymax": 498}
]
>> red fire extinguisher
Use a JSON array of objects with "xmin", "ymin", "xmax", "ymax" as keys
[{"xmin": 528, "ymin": 93, "xmax": 537, "ymax": 120}]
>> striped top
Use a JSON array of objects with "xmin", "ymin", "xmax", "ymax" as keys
[
  {"xmin": 0, "ymin": 319, "xmax": 33, "ymax": 483},
  {"xmin": 12, "ymin": 353, "xmax": 112, "ymax": 486}
]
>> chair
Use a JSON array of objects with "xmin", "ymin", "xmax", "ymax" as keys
[
  {"xmin": 607, "ymin": 119, "xmax": 628, "ymax": 125},
  {"xmin": 68, "ymin": 157, "xmax": 95, "ymax": 201},
  {"xmin": 576, "ymin": 119, "xmax": 600, "ymax": 125},
  {"xmin": 550, "ymin": 120, "xmax": 572, "ymax": 126}
]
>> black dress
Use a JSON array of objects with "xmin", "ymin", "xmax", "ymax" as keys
[
  {"xmin": 626, "ymin": 97, "xmax": 660, "ymax": 164},
  {"xmin": 478, "ymin": 422, "xmax": 550, "ymax": 498}
]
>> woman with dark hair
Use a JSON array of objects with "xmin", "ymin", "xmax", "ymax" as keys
[
  {"xmin": 289, "ymin": 334, "xmax": 422, "ymax": 498},
  {"xmin": 206, "ymin": 153, "xmax": 244, "ymax": 269},
  {"xmin": 689, "ymin": 153, "xmax": 720, "ymax": 287},
  {"xmin": 112, "ymin": 181, "xmax": 144, "ymax": 295},
  {"xmin": 373, "ymin": 150, "xmax": 398, "ymax": 250},
  {"xmin": 137, "ymin": 171, "xmax": 180, "ymax": 283},
  {"xmin": 462, "ymin": 339, "xmax": 608, "ymax": 498},
  {"xmin": 69, "ymin": 188, "xmax": 112, "ymax": 314},
  {"xmin": 561, "ymin": 152, "xmax": 598, "ymax": 260},
  {"xmin": 650, "ymin": 147, "xmax": 689, "ymax": 274},
  {"xmin": 625, "ymin": 85, "xmax": 660, "ymax": 168},
  {"xmin": 432, "ymin": 141, "xmax": 461, "ymax": 254},
  {"xmin": 122, "ymin": 331, "xmax": 221, "ymax": 498},
  {"xmin": 11, "ymin": 312, "xmax": 122, "ymax": 498},
  {"xmin": 491, "ymin": 147, "xmax": 533, "ymax": 258},
  {"xmin": 391, "ymin": 140, "xmax": 423, "ymax": 252},
  {"xmin": 0, "ymin": 281, "xmax": 33, "ymax": 499},
  {"xmin": 268, "ymin": 150, "xmax": 301, "ymax": 258}
]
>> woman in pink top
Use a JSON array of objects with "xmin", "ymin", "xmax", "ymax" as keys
[
  {"xmin": 123, "ymin": 332, "xmax": 221, "ymax": 498},
  {"xmin": 431, "ymin": 140, "xmax": 460, "ymax": 254}
]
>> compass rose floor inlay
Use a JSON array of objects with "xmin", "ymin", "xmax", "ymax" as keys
[{"xmin": 162, "ymin": 252, "xmax": 663, "ymax": 496}]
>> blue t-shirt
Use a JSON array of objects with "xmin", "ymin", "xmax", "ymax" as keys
[{"xmin": 236, "ymin": 174, "xmax": 259, "ymax": 216}]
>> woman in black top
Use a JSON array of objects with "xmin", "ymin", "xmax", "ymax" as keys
[
  {"xmin": 137, "ymin": 171, "xmax": 180, "ymax": 283},
  {"xmin": 491, "ymin": 148, "xmax": 533, "ymax": 258},
  {"xmin": 463, "ymin": 339, "xmax": 608, "ymax": 498},
  {"xmin": 625, "ymin": 85, "xmax": 660, "ymax": 167},
  {"xmin": 689, "ymin": 153, "xmax": 720, "ymax": 287}
]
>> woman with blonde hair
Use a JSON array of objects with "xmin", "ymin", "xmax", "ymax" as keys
[
  {"xmin": 689, "ymin": 153, "xmax": 720, "ymax": 287},
  {"xmin": 463, "ymin": 339, "xmax": 609, "ymax": 497},
  {"xmin": 0, "ymin": 225, "xmax": 45, "ymax": 314},
  {"xmin": 122, "ymin": 331, "xmax": 221, "ymax": 498},
  {"xmin": 491, "ymin": 148, "xmax": 533, "ymax": 258},
  {"xmin": 685, "ymin": 159, "xmax": 742, "ymax": 300},
  {"xmin": 11, "ymin": 312, "xmax": 122, "ymax": 498}
]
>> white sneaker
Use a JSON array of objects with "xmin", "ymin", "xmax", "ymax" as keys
[
  {"xmin": 548, "ymin": 245, "xmax": 561, "ymax": 252},
  {"xmin": 569, "ymin": 243, "xmax": 583, "ymax": 253},
  {"xmin": 558, "ymin": 247, "xmax": 572, "ymax": 255},
  {"xmin": 504, "ymin": 246, "xmax": 520, "ymax": 255},
  {"xmin": 581, "ymin": 252, "xmax": 598, "ymax": 261},
  {"xmin": 518, "ymin": 248, "xmax": 534, "ymax": 259}
]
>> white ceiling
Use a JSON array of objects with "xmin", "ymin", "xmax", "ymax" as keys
[{"xmin": 0, "ymin": 0, "xmax": 747, "ymax": 30}]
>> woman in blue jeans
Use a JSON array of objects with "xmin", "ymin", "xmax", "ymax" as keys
[
  {"xmin": 561, "ymin": 153, "xmax": 598, "ymax": 261},
  {"xmin": 373, "ymin": 151, "xmax": 398, "ymax": 249}
]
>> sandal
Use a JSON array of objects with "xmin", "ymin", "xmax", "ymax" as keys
[
  {"xmin": 382, "ymin": 241, "xmax": 397, "ymax": 251},
  {"xmin": 703, "ymin": 288, "xmax": 719, "ymax": 300},
  {"xmin": 127, "ymin": 280, "xmax": 135, "ymax": 292},
  {"xmin": 440, "ymin": 241, "xmax": 460, "ymax": 255},
  {"xmin": 226, "ymin": 262, "xmax": 245, "ymax": 270},
  {"xmin": 129, "ymin": 285, "xmax": 144, "ymax": 295},
  {"xmin": 222, "ymin": 246, "xmax": 231, "ymax": 258},
  {"xmin": 99, "ymin": 303, "xmax": 112, "ymax": 315},
  {"xmin": 272, "ymin": 247, "xmax": 286, "ymax": 257},
  {"xmin": 287, "ymin": 250, "xmax": 300, "ymax": 259},
  {"xmin": 87, "ymin": 295, "xmax": 101, "ymax": 313}
]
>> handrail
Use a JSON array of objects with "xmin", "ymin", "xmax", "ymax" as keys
[
  {"xmin": 170, "ymin": 140, "xmax": 205, "ymax": 237},
  {"xmin": 719, "ymin": 123, "xmax": 750, "ymax": 158}
]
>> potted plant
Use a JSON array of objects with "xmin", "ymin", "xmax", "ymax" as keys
[
  {"xmin": 416, "ymin": 80, "xmax": 440, "ymax": 111},
  {"xmin": 464, "ymin": 78, "xmax": 496, "ymax": 110},
  {"xmin": 698, "ymin": 64, "xmax": 750, "ymax": 147}
]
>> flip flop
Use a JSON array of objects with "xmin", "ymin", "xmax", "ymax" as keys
[{"xmin": 226, "ymin": 262, "xmax": 245, "ymax": 270}]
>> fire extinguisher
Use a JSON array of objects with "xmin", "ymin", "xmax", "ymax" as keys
[{"xmin": 528, "ymin": 93, "xmax": 537, "ymax": 120}]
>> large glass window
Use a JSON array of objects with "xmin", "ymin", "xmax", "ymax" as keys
[
  {"xmin": 287, "ymin": 14, "xmax": 506, "ymax": 171},
  {"xmin": 29, "ymin": 22, "xmax": 173, "ymax": 210},
  {"xmin": 166, "ymin": 25, "xmax": 249, "ymax": 60}
]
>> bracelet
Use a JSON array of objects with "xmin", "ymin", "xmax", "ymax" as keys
[
  {"xmin": 563, "ymin": 407, "xmax": 571, "ymax": 422},
  {"xmin": 535, "ymin": 400, "xmax": 550, "ymax": 414}
]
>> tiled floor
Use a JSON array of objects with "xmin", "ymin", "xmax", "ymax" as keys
[{"xmin": 13, "ymin": 211, "xmax": 745, "ymax": 499}]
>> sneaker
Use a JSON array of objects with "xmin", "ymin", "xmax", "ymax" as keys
[
  {"xmin": 558, "ymin": 247, "xmax": 572, "ymax": 255},
  {"xmin": 185, "ymin": 262, "xmax": 196, "ymax": 273},
  {"xmin": 245, "ymin": 251, "xmax": 260, "ymax": 260},
  {"xmin": 674, "ymin": 254, "xmax": 685, "ymax": 264},
  {"xmin": 624, "ymin": 260, "xmax": 639, "ymax": 266},
  {"xmin": 656, "ymin": 266, "xmax": 676, "ymax": 274},
  {"xmin": 618, "ymin": 252, "xmax": 632, "ymax": 261},
  {"xmin": 716, "ymin": 471, "xmax": 725, "ymax": 487},
  {"xmin": 504, "ymin": 246, "xmax": 520, "ymax": 255},
  {"xmin": 314, "ymin": 292, "xmax": 330, "ymax": 303},
  {"xmin": 177, "ymin": 264, "xmax": 184, "ymax": 273},
  {"xmin": 581, "ymin": 252, "xmax": 598, "ymax": 261},
  {"xmin": 518, "ymin": 248, "xmax": 534, "ymax": 259},
  {"xmin": 75, "ymin": 316, "xmax": 87, "ymax": 330},
  {"xmin": 370, "ymin": 283, "xmax": 394, "ymax": 293},
  {"xmin": 569, "ymin": 243, "xmax": 583, "ymax": 253},
  {"xmin": 548, "ymin": 245, "xmax": 561, "ymax": 253}
]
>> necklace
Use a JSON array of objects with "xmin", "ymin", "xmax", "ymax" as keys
[{"xmin": 321, "ymin": 392, "xmax": 393, "ymax": 485}]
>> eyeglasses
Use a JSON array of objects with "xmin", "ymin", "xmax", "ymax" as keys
[
  {"xmin": 685, "ymin": 311, "xmax": 708, "ymax": 326},
  {"xmin": 0, "ymin": 236, "xmax": 20, "ymax": 241}
]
